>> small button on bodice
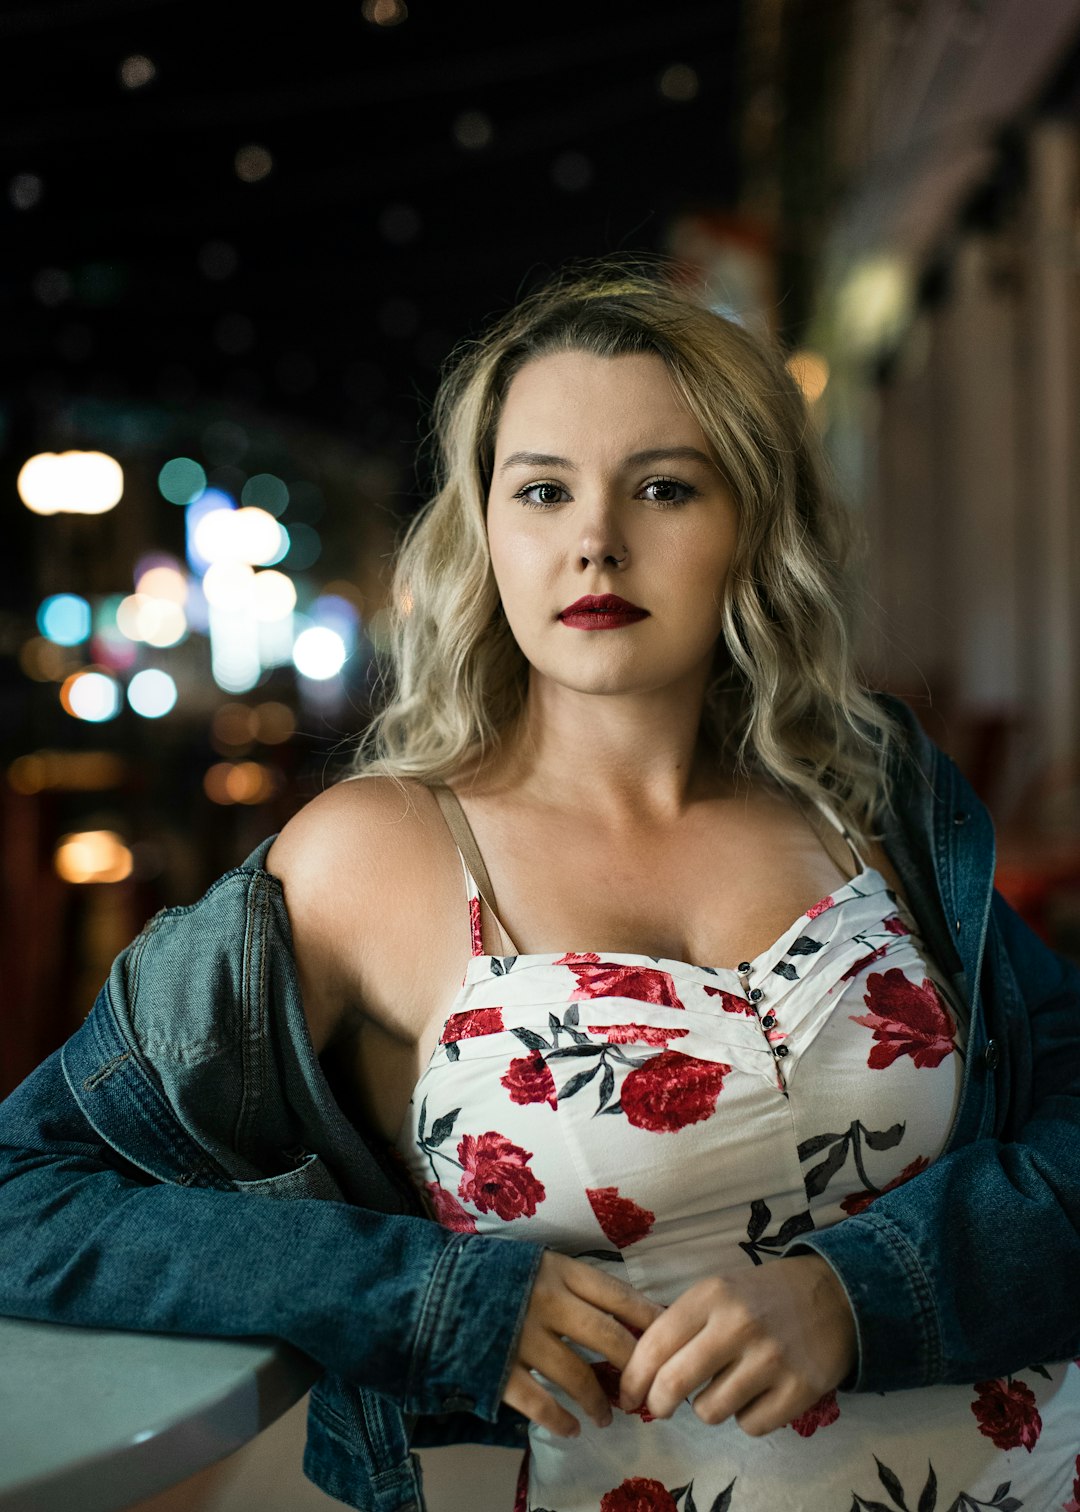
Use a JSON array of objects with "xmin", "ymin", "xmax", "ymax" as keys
[{"xmin": 749, "ymin": 988, "xmax": 763, "ymax": 1003}]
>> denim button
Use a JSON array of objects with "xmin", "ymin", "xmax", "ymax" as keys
[
  {"xmin": 954, "ymin": 812, "xmax": 970, "ymax": 826},
  {"xmin": 955, "ymin": 918, "xmax": 962, "ymax": 933},
  {"xmin": 441, "ymin": 1394, "xmax": 476, "ymax": 1413},
  {"xmin": 983, "ymin": 1039, "xmax": 1000, "ymax": 1071},
  {"xmin": 749, "ymin": 987, "xmax": 763, "ymax": 1002}
]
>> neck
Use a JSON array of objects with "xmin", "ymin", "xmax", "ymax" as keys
[{"xmin": 473, "ymin": 666, "xmax": 742, "ymax": 830}]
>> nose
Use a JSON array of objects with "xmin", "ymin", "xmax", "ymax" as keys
[{"xmin": 577, "ymin": 498, "xmax": 628, "ymax": 569}]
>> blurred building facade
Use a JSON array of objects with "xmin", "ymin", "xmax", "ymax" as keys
[{"xmin": 762, "ymin": 0, "xmax": 1080, "ymax": 953}]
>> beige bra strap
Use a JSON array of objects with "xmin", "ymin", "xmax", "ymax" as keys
[
  {"xmin": 808, "ymin": 793, "xmax": 866, "ymax": 879},
  {"xmin": 428, "ymin": 784, "xmax": 519, "ymax": 955}
]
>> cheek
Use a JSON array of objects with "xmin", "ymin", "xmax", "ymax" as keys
[{"xmin": 488, "ymin": 518, "xmax": 550, "ymax": 589}]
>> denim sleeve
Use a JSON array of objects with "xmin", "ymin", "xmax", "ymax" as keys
[
  {"xmin": 0, "ymin": 1045, "xmax": 546, "ymax": 1422},
  {"xmin": 785, "ymin": 888, "xmax": 1080, "ymax": 1392}
]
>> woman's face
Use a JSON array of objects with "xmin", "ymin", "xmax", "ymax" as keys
[{"xmin": 485, "ymin": 348, "xmax": 738, "ymax": 701}]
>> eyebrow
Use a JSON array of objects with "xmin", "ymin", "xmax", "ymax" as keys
[{"xmin": 498, "ymin": 446, "xmax": 716, "ymax": 473}]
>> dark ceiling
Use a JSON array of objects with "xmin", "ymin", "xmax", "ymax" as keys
[{"xmin": 1, "ymin": 0, "xmax": 745, "ymax": 484}]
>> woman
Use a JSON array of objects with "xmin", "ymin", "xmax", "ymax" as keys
[{"xmin": 1, "ymin": 262, "xmax": 1078, "ymax": 1512}]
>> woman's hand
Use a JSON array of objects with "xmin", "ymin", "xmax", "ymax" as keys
[
  {"xmin": 617, "ymin": 1254, "xmax": 856, "ymax": 1435},
  {"xmin": 502, "ymin": 1250, "xmax": 666, "ymax": 1438}
]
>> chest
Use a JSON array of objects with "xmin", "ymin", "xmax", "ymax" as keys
[{"xmin": 332, "ymin": 798, "xmax": 906, "ymax": 1147}]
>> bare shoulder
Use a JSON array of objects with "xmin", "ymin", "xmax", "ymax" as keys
[
  {"xmin": 267, "ymin": 773, "xmax": 438, "ymax": 870},
  {"xmin": 265, "ymin": 776, "xmax": 459, "ymax": 1053}
]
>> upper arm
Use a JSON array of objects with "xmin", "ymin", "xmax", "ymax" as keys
[{"xmin": 265, "ymin": 776, "xmax": 434, "ymax": 1055}]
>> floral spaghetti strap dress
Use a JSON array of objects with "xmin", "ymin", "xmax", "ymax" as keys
[{"xmin": 393, "ymin": 790, "xmax": 1080, "ymax": 1512}]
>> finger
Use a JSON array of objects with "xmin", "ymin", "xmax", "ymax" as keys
[
  {"xmin": 561, "ymin": 1298, "xmax": 648, "ymax": 1376},
  {"xmin": 689, "ymin": 1344, "xmax": 786, "ymax": 1430},
  {"xmin": 518, "ymin": 1328, "xmax": 615, "ymax": 1432},
  {"xmin": 734, "ymin": 1383, "xmax": 804, "ymax": 1438},
  {"xmin": 639, "ymin": 1331, "xmax": 740, "ymax": 1421},
  {"xmin": 502, "ymin": 1361, "xmax": 582, "ymax": 1440},
  {"xmin": 618, "ymin": 1303, "xmax": 712, "ymax": 1412},
  {"xmin": 563, "ymin": 1261, "xmax": 665, "ymax": 1336}
]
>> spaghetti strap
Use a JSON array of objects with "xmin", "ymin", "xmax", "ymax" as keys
[
  {"xmin": 428, "ymin": 784, "xmax": 519, "ymax": 956},
  {"xmin": 807, "ymin": 793, "xmax": 866, "ymax": 880}
]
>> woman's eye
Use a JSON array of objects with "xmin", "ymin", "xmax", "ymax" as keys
[
  {"xmin": 514, "ymin": 481, "xmax": 567, "ymax": 508},
  {"xmin": 641, "ymin": 477, "xmax": 696, "ymax": 506}
]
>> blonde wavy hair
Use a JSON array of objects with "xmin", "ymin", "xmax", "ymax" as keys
[{"xmin": 347, "ymin": 257, "xmax": 903, "ymax": 847}]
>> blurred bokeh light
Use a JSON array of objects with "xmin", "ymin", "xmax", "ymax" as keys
[
  {"xmin": 54, "ymin": 831, "xmax": 134, "ymax": 884},
  {"xmin": 18, "ymin": 451, "xmax": 123, "ymax": 515}
]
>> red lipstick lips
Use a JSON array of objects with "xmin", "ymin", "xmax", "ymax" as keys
[{"xmin": 558, "ymin": 594, "xmax": 649, "ymax": 630}]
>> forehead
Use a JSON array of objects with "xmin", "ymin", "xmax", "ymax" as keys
[{"xmin": 493, "ymin": 349, "xmax": 704, "ymax": 448}]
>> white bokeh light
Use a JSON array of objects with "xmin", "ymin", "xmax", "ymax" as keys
[
  {"xmin": 252, "ymin": 569, "xmax": 297, "ymax": 621},
  {"xmin": 293, "ymin": 626, "xmax": 346, "ymax": 680},
  {"xmin": 194, "ymin": 505, "xmax": 283, "ymax": 566},
  {"xmin": 18, "ymin": 451, "xmax": 124, "ymax": 515},
  {"xmin": 127, "ymin": 669, "xmax": 178, "ymax": 718},
  {"xmin": 115, "ymin": 594, "xmax": 187, "ymax": 647},
  {"xmin": 66, "ymin": 671, "xmax": 121, "ymax": 722}
]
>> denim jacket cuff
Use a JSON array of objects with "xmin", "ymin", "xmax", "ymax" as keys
[
  {"xmin": 404, "ymin": 1232, "xmax": 547, "ymax": 1422},
  {"xmin": 784, "ymin": 1209, "xmax": 941, "ymax": 1393}
]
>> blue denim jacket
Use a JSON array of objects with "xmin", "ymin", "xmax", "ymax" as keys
[{"xmin": 1, "ymin": 691, "xmax": 1078, "ymax": 1512}]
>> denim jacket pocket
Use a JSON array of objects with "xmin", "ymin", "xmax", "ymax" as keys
[{"xmin": 232, "ymin": 1150, "xmax": 346, "ymax": 1202}]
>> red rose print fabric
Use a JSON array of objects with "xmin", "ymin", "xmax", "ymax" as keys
[
  {"xmin": 703, "ymin": 985, "xmax": 757, "ymax": 1015},
  {"xmin": 468, "ymin": 893, "xmax": 484, "ymax": 956},
  {"xmin": 501, "ymin": 1049, "xmax": 558, "ymax": 1109},
  {"xmin": 440, "ymin": 1006, "xmax": 505, "ymax": 1045},
  {"xmin": 849, "ymin": 968, "xmax": 957, "ymax": 1069},
  {"xmin": 788, "ymin": 1389, "xmax": 841, "ymax": 1437},
  {"xmin": 588, "ymin": 1022, "xmax": 691, "ymax": 1046},
  {"xmin": 586, "ymin": 1186, "xmax": 656, "ymax": 1248},
  {"xmin": 840, "ymin": 1155, "xmax": 931, "ymax": 1216},
  {"xmin": 393, "ymin": 822, "xmax": 1079, "ymax": 1511},
  {"xmin": 422, "ymin": 1180, "xmax": 477, "ymax": 1232},
  {"xmin": 971, "ymin": 1377, "xmax": 1043, "ymax": 1452},
  {"xmin": 456, "ymin": 1131, "xmax": 545, "ymax": 1221},
  {"xmin": 600, "ymin": 1478, "xmax": 678, "ymax": 1512},
  {"xmin": 619, "ymin": 1051, "xmax": 731, "ymax": 1133},
  {"xmin": 592, "ymin": 1359, "xmax": 656, "ymax": 1423},
  {"xmin": 559, "ymin": 952, "xmax": 686, "ymax": 1009},
  {"xmin": 841, "ymin": 943, "xmax": 890, "ymax": 982}
]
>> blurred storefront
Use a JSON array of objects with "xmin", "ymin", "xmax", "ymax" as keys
[{"xmin": 756, "ymin": 0, "xmax": 1080, "ymax": 954}]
